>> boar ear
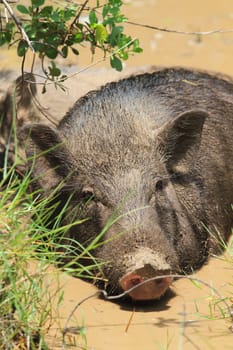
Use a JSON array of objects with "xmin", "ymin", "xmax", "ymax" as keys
[
  {"xmin": 19, "ymin": 124, "xmax": 73, "ymax": 190},
  {"xmin": 160, "ymin": 110, "xmax": 208, "ymax": 172}
]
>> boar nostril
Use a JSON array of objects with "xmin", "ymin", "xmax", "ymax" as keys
[
  {"xmin": 155, "ymin": 278, "xmax": 163, "ymax": 285},
  {"xmin": 130, "ymin": 277, "xmax": 142, "ymax": 286}
]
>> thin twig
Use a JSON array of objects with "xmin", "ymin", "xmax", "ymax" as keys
[
  {"xmin": 70, "ymin": 0, "xmax": 89, "ymax": 30},
  {"xmin": 126, "ymin": 20, "xmax": 233, "ymax": 36},
  {"xmin": 58, "ymin": 37, "xmax": 138, "ymax": 82},
  {"xmin": 61, "ymin": 0, "xmax": 89, "ymax": 46},
  {"xmin": 125, "ymin": 307, "xmax": 135, "ymax": 333},
  {"xmin": 1, "ymin": 0, "xmax": 34, "ymax": 52},
  {"xmin": 62, "ymin": 291, "xmax": 100, "ymax": 350},
  {"xmin": 0, "ymin": 0, "xmax": 18, "ymax": 3}
]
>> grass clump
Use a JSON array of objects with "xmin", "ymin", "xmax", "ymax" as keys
[
  {"xmin": 0, "ymin": 165, "xmax": 55, "ymax": 349},
  {"xmin": 193, "ymin": 232, "xmax": 233, "ymax": 327},
  {"xmin": 0, "ymin": 158, "xmax": 100, "ymax": 349}
]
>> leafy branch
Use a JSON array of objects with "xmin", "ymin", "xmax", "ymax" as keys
[{"xmin": 0, "ymin": 0, "xmax": 142, "ymax": 81}]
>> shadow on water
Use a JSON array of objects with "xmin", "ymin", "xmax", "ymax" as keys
[{"xmin": 99, "ymin": 287, "xmax": 177, "ymax": 313}]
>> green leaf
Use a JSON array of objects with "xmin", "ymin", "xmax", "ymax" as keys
[
  {"xmin": 5, "ymin": 22, "xmax": 14, "ymax": 31},
  {"xmin": 39, "ymin": 6, "xmax": 53, "ymax": 16},
  {"xmin": 73, "ymin": 32, "xmax": 83, "ymax": 43},
  {"xmin": 71, "ymin": 47, "xmax": 79, "ymax": 55},
  {"xmin": 32, "ymin": 0, "xmax": 45, "ymax": 7},
  {"xmin": 65, "ymin": 36, "xmax": 74, "ymax": 46},
  {"xmin": 17, "ymin": 40, "xmax": 28, "ymax": 57},
  {"xmin": 89, "ymin": 10, "xmax": 98, "ymax": 26},
  {"xmin": 60, "ymin": 75, "xmax": 68, "ymax": 82},
  {"xmin": 64, "ymin": 7, "xmax": 76, "ymax": 21},
  {"xmin": 190, "ymin": 279, "xmax": 202, "ymax": 289},
  {"xmin": 133, "ymin": 47, "xmax": 143, "ymax": 53},
  {"xmin": 108, "ymin": 26, "xmax": 123, "ymax": 45},
  {"xmin": 45, "ymin": 47, "xmax": 58, "ymax": 59},
  {"xmin": 51, "ymin": 11, "xmax": 61, "ymax": 22},
  {"xmin": 4, "ymin": 31, "xmax": 12, "ymax": 43},
  {"xmin": 102, "ymin": 4, "xmax": 109, "ymax": 18},
  {"xmin": 61, "ymin": 45, "xmax": 68, "ymax": 58},
  {"xmin": 110, "ymin": 55, "xmax": 122, "ymax": 71},
  {"xmin": 0, "ymin": 34, "xmax": 6, "ymax": 46},
  {"xmin": 33, "ymin": 42, "xmax": 44, "ymax": 53},
  {"xmin": 48, "ymin": 34, "xmax": 63, "ymax": 46},
  {"xmin": 95, "ymin": 24, "xmax": 107, "ymax": 45},
  {"xmin": 133, "ymin": 39, "xmax": 143, "ymax": 53},
  {"xmin": 17, "ymin": 5, "xmax": 30, "ymax": 15},
  {"xmin": 118, "ymin": 51, "xmax": 128, "ymax": 60},
  {"xmin": 48, "ymin": 61, "xmax": 61, "ymax": 77}
]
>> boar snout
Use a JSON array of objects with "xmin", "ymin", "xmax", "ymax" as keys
[
  {"xmin": 119, "ymin": 248, "xmax": 174, "ymax": 300},
  {"xmin": 120, "ymin": 269, "xmax": 173, "ymax": 301}
]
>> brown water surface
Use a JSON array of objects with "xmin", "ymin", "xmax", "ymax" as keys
[
  {"xmin": 44, "ymin": 252, "xmax": 232, "ymax": 350},
  {"xmin": 1, "ymin": 0, "xmax": 233, "ymax": 75}
]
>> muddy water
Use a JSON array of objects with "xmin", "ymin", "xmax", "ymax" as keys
[
  {"xmin": 1, "ymin": 0, "xmax": 233, "ymax": 75},
  {"xmin": 1, "ymin": 0, "xmax": 233, "ymax": 349},
  {"xmin": 45, "ymin": 251, "xmax": 233, "ymax": 350},
  {"xmin": 77, "ymin": 0, "xmax": 233, "ymax": 75}
]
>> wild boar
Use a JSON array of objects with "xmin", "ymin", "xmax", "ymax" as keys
[{"xmin": 21, "ymin": 67, "xmax": 233, "ymax": 301}]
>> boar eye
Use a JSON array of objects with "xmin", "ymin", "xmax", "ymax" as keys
[
  {"xmin": 155, "ymin": 179, "xmax": 164, "ymax": 192},
  {"xmin": 82, "ymin": 187, "xmax": 95, "ymax": 201}
]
